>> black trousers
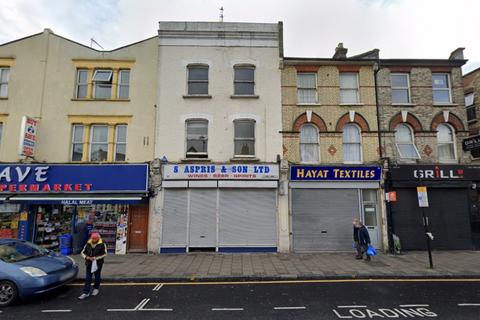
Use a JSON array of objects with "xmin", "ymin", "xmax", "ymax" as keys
[
  {"xmin": 83, "ymin": 261, "xmax": 103, "ymax": 294},
  {"xmin": 355, "ymin": 243, "xmax": 369, "ymax": 258}
]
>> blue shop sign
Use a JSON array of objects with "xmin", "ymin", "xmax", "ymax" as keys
[
  {"xmin": 0, "ymin": 164, "xmax": 148, "ymax": 194},
  {"xmin": 290, "ymin": 166, "xmax": 381, "ymax": 181}
]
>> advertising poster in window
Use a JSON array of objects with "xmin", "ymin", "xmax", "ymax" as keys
[{"xmin": 18, "ymin": 116, "xmax": 39, "ymax": 157}]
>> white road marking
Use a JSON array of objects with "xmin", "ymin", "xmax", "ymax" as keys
[
  {"xmin": 135, "ymin": 299, "xmax": 151, "ymax": 310},
  {"xmin": 336, "ymin": 305, "xmax": 368, "ymax": 308},
  {"xmin": 41, "ymin": 310, "xmax": 72, "ymax": 313},
  {"xmin": 152, "ymin": 283, "xmax": 164, "ymax": 291},
  {"xmin": 211, "ymin": 308, "xmax": 244, "ymax": 311},
  {"xmin": 274, "ymin": 306, "xmax": 306, "ymax": 310},
  {"xmin": 141, "ymin": 308, "xmax": 173, "ymax": 312},
  {"xmin": 458, "ymin": 303, "xmax": 480, "ymax": 307},
  {"xmin": 399, "ymin": 304, "xmax": 430, "ymax": 307},
  {"xmin": 107, "ymin": 298, "xmax": 150, "ymax": 312}
]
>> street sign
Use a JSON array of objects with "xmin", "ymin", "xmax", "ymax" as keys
[
  {"xmin": 387, "ymin": 191, "xmax": 397, "ymax": 202},
  {"xmin": 417, "ymin": 186, "xmax": 429, "ymax": 207}
]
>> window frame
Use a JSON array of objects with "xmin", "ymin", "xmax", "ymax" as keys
[
  {"xmin": 92, "ymin": 69, "xmax": 113, "ymax": 100},
  {"xmin": 70, "ymin": 124, "xmax": 85, "ymax": 162},
  {"xmin": 233, "ymin": 65, "xmax": 255, "ymax": 96},
  {"xmin": 299, "ymin": 124, "xmax": 320, "ymax": 163},
  {"xmin": 187, "ymin": 64, "xmax": 209, "ymax": 96},
  {"xmin": 394, "ymin": 123, "xmax": 421, "ymax": 159},
  {"xmin": 390, "ymin": 73, "xmax": 411, "ymax": 104},
  {"xmin": 233, "ymin": 119, "xmax": 256, "ymax": 157},
  {"xmin": 89, "ymin": 124, "xmax": 109, "ymax": 162},
  {"xmin": 342, "ymin": 123, "xmax": 363, "ymax": 164},
  {"xmin": 436, "ymin": 123, "xmax": 457, "ymax": 162},
  {"xmin": 185, "ymin": 119, "xmax": 209, "ymax": 158},
  {"xmin": 339, "ymin": 72, "xmax": 360, "ymax": 104},
  {"xmin": 465, "ymin": 92, "xmax": 476, "ymax": 122},
  {"xmin": 114, "ymin": 124, "xmax": 127, "ymax": 162},
  {"xmin": 432, "ymin": 73, "xmax": 452, "ymax": 104},
  {"xmin": 0, "ymin": 67, "xmax": 10, "ymax": 98},
  {"xmin": 117, "ymin": 69, "xmax": 130, "ymax": 100},
  {"xmin": 75, "ymin": 69, "xmax": 88, "ymax": 99},
  {"xmin": 297, "ymin": 72, "xmax": 318, "ymax": 104}
]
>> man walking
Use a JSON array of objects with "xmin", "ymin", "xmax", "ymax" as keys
[
  {"xmin": 353, "ymin": 219, "xmax": 371, "ymax": 261},
  {"xmin": 78, "ymin": 232, "xmax": 107, "ymax": 299}
]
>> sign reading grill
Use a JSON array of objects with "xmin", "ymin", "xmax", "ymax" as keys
[{"xmin": 463, "ymin": 135, "xmax": 480, "ymax": 151}]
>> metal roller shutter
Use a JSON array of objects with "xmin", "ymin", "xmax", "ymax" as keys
[
  {"xmin": 392, "ymin": 188, "xmax": 472, "ymax": 250},
  {"xmin": 189, "ymin": 189, "xmax": 217, "ymax": 248},
  {"xmin": 218, "ymin": 189, "xmax": 277, "ymax": 247},
  {"xmin": 161, "ymin": 189, "xmax": 188, "ymax": 247},
  {"xmin": 292, "ymin": 189, "xmax": 359, "ymax": 252}
]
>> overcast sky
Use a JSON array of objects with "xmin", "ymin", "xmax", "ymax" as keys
[{"xmin": 1, "ymin": 0, "xmax": 479, "ymax": 73}]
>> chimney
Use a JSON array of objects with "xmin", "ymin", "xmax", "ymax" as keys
[
  {"xmin": 449, "ymin": 47, "xmax": 465, "ymax": 60},
  {"xmin": 333, "ymin": 43, "xmax": 348, "ymax": 59}
]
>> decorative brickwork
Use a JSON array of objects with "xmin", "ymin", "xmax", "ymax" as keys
[
  {"xmin": 430, "ymin": 112, "xmax": 465, "ymax": 131},
  {"xmin": 292, "ymin": 112, "xmax": 328, "ymax": 132},
  {"xmin": 389, "ymin": 112, "xmax": 423, "ymax": 131},
  {"xmin": 336, "ymin": 112, "xmax": 370, "ymax": 131}
]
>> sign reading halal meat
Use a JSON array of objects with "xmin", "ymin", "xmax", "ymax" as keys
[{"xmin": 18, "ymin": 116, "xmax": 39, "ymax": 157}]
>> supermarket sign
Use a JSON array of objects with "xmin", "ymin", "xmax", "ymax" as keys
[{"xmin": 0, "ymin": 164, "xmax": 148, "ymax": 194}]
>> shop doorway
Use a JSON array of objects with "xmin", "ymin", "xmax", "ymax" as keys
[
  {"xmin": 361, "ymin": 190, "xmax": 380, "ymax": 249},
  {"xmin": 128, "ymin": 205, "xmax": 149, "ymax": 252}
]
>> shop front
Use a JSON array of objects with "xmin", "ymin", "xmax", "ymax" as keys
[
  {"xmin": 159, "ymin": 163, "xmax": 279, "ymax": 253},
  {"xmin": 387, "ymin": 165, "xmax": 480, "ymax": 250},
  {"xmin": 290, "ymin": 165, "xmax": 382, "ymax": 252},
  {"xmin": 0, "ymin": 164, "xmax": 149, "ymax": 254}
]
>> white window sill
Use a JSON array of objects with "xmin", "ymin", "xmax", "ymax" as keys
[
  {"xmin": 181, "ymin": 157, "xmax": 212, "ymax": 162},
  {"xmin": 71, "ymin": 98, "xmax": 130, "ymax": 102},
  {"xmin": 438, "ymin": 159, "xmax": 459, "ymax": 164},
  {"xmin": 183, "ymin": 94, "xmax": 212, "ymax": 99},
  {"xmin": 433, "ymin": 103, "xmax": 458, "ymax": 107},
  {"xmin": 343, "ymin": 161, "xmax": 363, "ymax": 164},
  {"xmin": 231, "ymin": 95, "xmax": 259, "ymax": 99},
  {"xmin": 296, "ymin": 103, "xmax": 321, "ymax": 106},
  {"xmin": 230, "ymin": 156, "xmax": 259, "ymax": 162},
  {"xmin": 339, "ymin": 103, "xmax": 364, "ymax": 106},
  {"xmin": 392, "ymin": 103, "xmax": 416, "ymax": 107}
]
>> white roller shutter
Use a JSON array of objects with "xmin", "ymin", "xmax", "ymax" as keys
[
  {"xmin": 189, "ymin": 189, "xmax": 217, "ymax": 248},
  {"xmin": 161, "ymin": 189, "xmax": 188, "ymax": 247},
  {"xmin": 219, "ymin": 189, "xmax": 277, "ymax": 247}
]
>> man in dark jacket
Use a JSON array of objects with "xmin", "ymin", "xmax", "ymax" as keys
[
  {"xmin": 354, "ymin": 219, "xmax": 371, "ymax": 261},
  {"xmin": 78, "ymin": 232, "xmax": 107, "ymax": 299}
]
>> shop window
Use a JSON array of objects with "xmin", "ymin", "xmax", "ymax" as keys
[
  {"xmin": 115, "ymin": 124, "xmax": 127, "ymax": 161},
  {"xmin": 89, "ymin": 125, "xmax": 109, "ymax": 161},
  {"xmin": 343, "ymin": 124, "xmax": 362, "ymax": 163},
  {"xmin": 437, "ymin": 123, "xmax": 456, "ymax": 161},
  {"xmin": 297, "ymin": 73, "xmax": 317, "ymax": 104},
  {"xmin": 71, "ymin": 124, "xmax": 84, "ymax": 161},
  {"xmin": 234, "ymin": 119, "xmax": 255, "ymax": 156},
  {"xmin": 395, "ymin": 124, "xmax": 420, "ymax": 159},
  {"xmin": 186, "ymin": 120, "xmax": 208, "ymax": 158},
  {"xmin": 187, "ymin": 65, "xmax": 209, "ymax": 95},
  {"xmin": 0, "ymin": 204, "xmax": 20, "ymax": 239},
  {"xmin": 300, "ymin": 124, "xmax": 319, "ymax": 163},
  {"xmin": 75, "ymin": 69, "xmax": 88, "ymax": 99},
  {"xmin": 361, "ymin": 190, "xmax": 378, "ymax": 227},
  {"xmin": 432, "ymin": 73, "xmax": 452, "ymax": 104},
  {"xmin": 92, "ymin": 69, "xmax": 113, "ymax": 99},
  {"xmin": 118, "ymin": 69, "xmax": 130, "ymax": 99},
  {"xmin": 465, "ymin": 93, "xmax": 476, "ymax": 121},
  {"xmin": 391, "ymin": 73, "xmax": 410, "ymax": 104},
  {"xmin": 340, "ymin": 72, "xmax": 359, "ymax": 104},
  {"xmin": 0, "ymin": 67, "xmax": 10, "ymax": 98},
  {"xmin": 233, "ymin": 65, "xmax": 255, "ymax": 95}
]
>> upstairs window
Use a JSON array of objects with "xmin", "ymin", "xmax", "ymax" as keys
[
  {"xmin": 118, "ymin": 70, "xmax": 130, "ymax": 99},
  {"xmin": 465, "ymin": 93, "xmax": 476, "ymax": 122},
  {"xmin": 300, "ymin": 124, "xmax": 319, "ymax": 163},
  {"xmin": 343, "ymin": 124, "xmax": 362, "ymax": 163},
  {"xmin": 234, "ymin": 65, "xmax": 255, "ymax": 95},
  {"xmin": 234, "ymin": 120, "xmax": 255, "ymax": 156},
  {"xmin": 187, "ymin": 65, "xmax": 209, "ymax": 95},
  {"xmin": 437, "ymin": 123, "xmax": 456, "ymax": 161},
  {"xmin": 186, "ymin": 120, "xmax": 208, "ymax": 158},
  {"xmin": 395, "ymin": 124, "xmax": 420, "ymax": 159},
  {"xmin": 75, "ymin": 69, "xmax": 88, "ymax": 99},
  {"xmin": 391, "ymin": 73, "xmax": 410, "ymax": 104},
  {"xmin": 432, "ymin": 73, "xmax": 452, "ymax": 104},
  {"xmin": 340, "ymin": 72, "xmax": 359, "ymax": 104},
  {"xmin": 89, "ymin": 125, "xmax": 109, "ymax": 161},
  {"xmin": 92, "ymin": 69, "xmax": 113, "ymax": 99},
  {"xmin": 0, "ymin": 68, "xmax": 10, "ymax": 98},
  {"xmin": 114, "ymin": 125, "xmax": 127, "ymax": 161},
  {"xmin": 297, "ymin": 73, "xmax": 317, "ymax": 104},
  {"xmin": 71, "ymin": 124, "xmax": 84, "ymax": 161}
]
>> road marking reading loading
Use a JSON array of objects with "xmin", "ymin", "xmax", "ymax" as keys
[
  {"xmin": 333, "ymin": 305, "xmax": 438, "ymax": 319},
  {"xmin": 107, "ymin": 298, "xmax": 172, "ymax": 312},
  {"xmin": 211, "ymin": 308, "xmax": 244, "ymax": 311},
  {"xmin": 152, "ymin": 283, "xmax": 164, "ymax": 291},
  {"xmin": 274, "ymin": 306, "xmax": 306, "ymax": 310}
]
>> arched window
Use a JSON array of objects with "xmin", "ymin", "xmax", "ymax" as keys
[
  {"xmin": 395, "ymin": 124, "xmax": 420, "ymax": 159},
  {"xmin": 437, "ymin": 123, "xmax": 456, "ymax": 161},
  {"xmin": 343, "ymin": 124, "xmax": 362, "ymax": 163},
  {"xmin": 300, "ymin": 124, "xmax": 319, "ymax": 163}
]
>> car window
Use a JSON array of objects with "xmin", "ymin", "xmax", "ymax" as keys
[{"xmin": 0, "ymin": 242, "xmax": 48, "ymax": 263}]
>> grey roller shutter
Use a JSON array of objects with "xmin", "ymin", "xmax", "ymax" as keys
[
  {"xmin": 219, "ymin": 189, "xmax": 277, "ymax": 247},
  {"xmin": 161, "ymin": 189, "xmax": 188, "ymax": 247},
  {"xmin": 292, "ymin": 189, "xmax": 359, "ymax": 252},
  {"xmin": 189, "ymin": 189, "xmax": 217, "ymax": 247}
]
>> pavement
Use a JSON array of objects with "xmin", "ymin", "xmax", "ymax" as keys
[
  {"xmin": 2, "ymin": 279, "xmax": 480, "ymax": 319},
  {"xmin": 71, "ymin": 251, "xmax": 480, "ymax": 281}
]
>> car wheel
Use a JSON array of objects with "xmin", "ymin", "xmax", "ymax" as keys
[{"xmin": 0, "ymin": 281, "xmax": 18, "ymax": 307}]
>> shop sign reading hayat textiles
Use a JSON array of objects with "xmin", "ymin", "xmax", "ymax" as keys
[
  {"xmin": 290, "ymin": 166, "xmax": 382, "ymax": 181},
  {"xmin": 163, "ymin": 164, "xmax": 279, "ymax": 180},
  {"xmin": 0, "ymin": 164, "xmax": 148, "ymax": 194}
]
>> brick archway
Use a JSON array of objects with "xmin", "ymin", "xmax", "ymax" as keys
[
  {"xmin": 336, "ymin": 113, "xmax": 370, "ymax": 131},
  {"xmin": 389, "ymin": 112, "xmax": 423, "ymax": 131},
  {"xmin": 293, "ymin": 112, "xmax": 327, "ymax": 132},
  {"xmin": 431, "ymin": 112, "xmax": 465, "ymax": 131}
]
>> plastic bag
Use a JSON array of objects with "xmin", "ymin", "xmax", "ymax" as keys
[
  {"xmin": 367, "ymin": 245, "xmax": 377, "ymax": 256},
  {"xmin": 91, "ymin": 259, "xmax": 98, "ymax": 273}
]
